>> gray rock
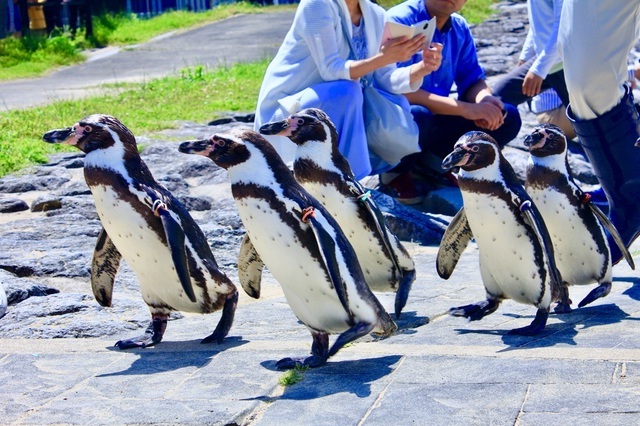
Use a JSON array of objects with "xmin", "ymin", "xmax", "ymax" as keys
[
  {"xmin": 31, "ymin": 196, "xmax": 63, "ymax": 212},
  {"xmin": 0, "ymin": 197, "xmax": 29, "ymax": 213}
]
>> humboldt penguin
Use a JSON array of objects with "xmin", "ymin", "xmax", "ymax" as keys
[
  {"xmin": 259, "ymin": 108, "xmax": 416, "ymax": 318},
  {"xmin": 42, "ymin": 114, "xmax": 238, "ymax": 349},
  {"xmin": 437, "ymin": 131, "xmax": 564, "ymax": 335},
  {"xmin": 178, "ymin": 129, "xmax": 396, "ymax": 369},
  {"xmin": 524, "ymin": 123, "xmax": 634, "ymax": 310}
]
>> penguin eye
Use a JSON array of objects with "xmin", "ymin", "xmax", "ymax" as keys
[
  {"xmin": 296, "ymin": 118, "xmax": 304, "ymax": 126},
  {"xmin": 84, "ymin": 126, "xmax": 92, "ymax": 133},
  {"xmin": 471, "ymin": 145, "xmax": 480, "ymax": 152}
]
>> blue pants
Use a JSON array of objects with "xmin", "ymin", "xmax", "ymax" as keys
[{"xmin": 411, "ymin": 102, "xmax": 521, "ymax": 160}]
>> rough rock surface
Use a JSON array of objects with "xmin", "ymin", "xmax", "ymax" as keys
[{"xmin": 0, "ymin": 0, "xmax": 613, "ymax": 339}]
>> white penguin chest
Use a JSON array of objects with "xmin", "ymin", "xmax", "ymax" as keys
[
  {"xmin": 234, "ymin": 195, "xmax": 376, "ymax": 332},
  {"xmin": 462, "ymin": 191, "xmax": 549, "ymax": 305},
  {"xmin": 527, "ymin": 186, "xmax": 609, "ymax": 284},
  {"xmin": 90, "ymin": 185, "xmax": 198, "ymax": 311},
  {"xmin": 303, "ymin": 182, "xmax": 397, "ymax": 290}
]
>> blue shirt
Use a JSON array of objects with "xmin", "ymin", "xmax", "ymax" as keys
[{"xmin": 387, "ymin": 0, "xmax": 485, "ymax": 98}]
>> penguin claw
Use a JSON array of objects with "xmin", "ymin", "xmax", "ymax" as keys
[
  {"xmin": 275, "ymin": 355, "xmax": 326, "ymax": 370},
  {"xmin": 449, "ymin": 299, "xmax": 500, "ymax": 321},
  {"xmin": 553, "ymin": 301, "xmax": 573, "ymax": 314},
  {"xmin": 507, "ymin": 308, "xmax": 548, "ymax": 336},
  {"xmin": 114, "ymin": 337, "xmax": 154, "ymax": 350},
  {"xmin": 578, "ymin": 282, "xmax": 612, "ymax": 308}
]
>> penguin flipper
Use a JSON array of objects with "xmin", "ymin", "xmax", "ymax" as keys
[
  {"xmin": 306, "ymin": 213, "xmax": 351, "ymax": 315},
  {"xmin": 588, "ymin": 202, "xmax": 635, "ymax": 270},
  {"xmin": 238, "ymin": 233, "xmax": 264, "ymax": 299},
  {"xmin": 91, "ymin": 227, "xmax": 122, "ymax": 307},
  {"xmin": 349, "ymin": 179, "xmax": 403, "ymax": 275},
  {"xmin": 437, "ymin": 208, "xmax": 473, "ymax": 279},
  {"xmin": 140, "ymin": 185, "xmax": 197, "ymax": 303},
  {"xmin": 518, "ymin": 199, "xmax": 563, "ymax": 293}
]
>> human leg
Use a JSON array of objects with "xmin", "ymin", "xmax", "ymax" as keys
[
  {"xmin": 567, "ymin": 88, "xmax": 640, "ymax": 265},
  {"xmin": 296, "ymin": 80, "xmax": 371, "ymax": 179},
  {"xmin": 559, "ymin": 0, "xmax": 640, "ymax": 119},
  {"xmin": 560, "ymin": 0, "xmax": 640, "ymax": 264},
  {"xmin": 491, "ymin": 58, "xmax": 535, "ymax": 106}
]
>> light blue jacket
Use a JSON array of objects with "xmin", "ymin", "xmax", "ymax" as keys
[{"xmin": 255, "ymin": 0, "xmax": 421, "ymax": 127}]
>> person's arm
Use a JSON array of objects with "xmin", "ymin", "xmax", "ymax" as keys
[
  {"xmin": 348, "ymin": 34, "xmax": 427, "ymax": 79},
  {"xmin": 523, "ymin": 0, "xmax": 563, "ymax": 96}
]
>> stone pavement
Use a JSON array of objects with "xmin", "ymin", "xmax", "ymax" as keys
[
  {"xmin": 1, "ymin": 242, "xmax": 639, "ymax": 425},
  {"xmin": 1, "ymin": 6, "xmax": 640, "ymax": 426}
]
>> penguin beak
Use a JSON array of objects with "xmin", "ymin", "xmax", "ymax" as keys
[
  {"xmin": 523, "ymin": 131, "xmax": 545, "ymax": 150},
  {"xmin": 442, "ymin": 146, "xmax": 470, "ymax": 170},
  {"xmin": 178, "ymin": 139, "xmax": 213, "ymax": 157},
  {"xmin": 42, "ymin": 127, "xmax": 76, "ymax": 145},
  {"xmin": 259, "ymin": 119, "xmax": 293, "ymax": 137}
]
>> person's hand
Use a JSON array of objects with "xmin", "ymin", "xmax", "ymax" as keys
[
  {"xmin": 421, "ymin": 42, "xmax": 443, "ymax": 74},
  {"xmin": 522, "ymin": 71, "xmax": 543, "ymax": 97},
  {"xmin": 380, "ymin": 34, "xmax": 426, "ymax": 64},
  {"xmin": 463, "ymin": 96, "xmax": 505, "ymax": 131}
]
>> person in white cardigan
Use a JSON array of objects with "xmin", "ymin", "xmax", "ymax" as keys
[{"xmin": 254, "ymin": 0, "xmax": 442, "ymax": 180}]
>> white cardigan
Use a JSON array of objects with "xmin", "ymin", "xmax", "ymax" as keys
[{"xmin": 254, "ymin": 0, "xmax": 421, "ymax": 127}]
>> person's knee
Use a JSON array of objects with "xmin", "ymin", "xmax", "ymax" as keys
[
  {"xmin": 496, "ymin": 103, "xmax": 522, "ymax": 146},
  {"xmin": 326, "ymin": 80, "xmax": 363, "ymax": 107}
]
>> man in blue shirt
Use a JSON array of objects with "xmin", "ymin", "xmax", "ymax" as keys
[{"xmin": 381, "ymin": 0, "xmax": 521, "ymax": 201}]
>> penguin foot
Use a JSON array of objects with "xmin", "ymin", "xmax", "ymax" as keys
[
  {"xmin": 394, "ymin": 269, "xmax": 416, "ymax": 318},
  {"xmin": 328, "ymin": 322, "xmax": 375, "ymax": 357},
  {"xmin": 578, "ymin": 282, "xmax": 612, "ymax": 308},
  {"xmin": 507, "ymin": 308, "xmax": 548, "ymax": 336},
  {"xmin": 553, "ymin": 301, "xmax": 573, "ymax": 314},
  {"xmin": 276, "ymin": 331, "xmax": 330, "ymax": 370},
  {"xmin": 449, "ymin": 298, "xmax": 500, "ymax": 321},
  {"xmin": 275, "ymin": 355, "xmax": 327, "ymax": 370},
  {"xmin": 115, "ymin": 316, "xmax": 168, "ymax": 349},
  {"xmin": 201, "ymin": 290, "xmax": 239, "ymax": 344}
]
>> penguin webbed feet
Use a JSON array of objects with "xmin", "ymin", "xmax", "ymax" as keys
[
  {"xmin": 553, "ymin": 283, "xmax": 573, "ymax": 314},
  {"xmin": 328, "ymin": 321, "xmax": 376, "ymax": 357},
  {"xmin": 507, "ymin": 308, "xmax": 549, "ymax": 336},
  {"xmin": 275, "ymin": 355, "xmax": 327, "ymax": 370},
  {"xmin": 553, "ymin": 300, "xmax": 573, "ymax": 314},
  {"xmin": 578, "ymin": 282, "xmax": 612, "ymax": 308},
  {"xmin": 201, "ymin": 290, "xmax": 238, "ymax": 344},
  {"xmin": 449, "ymin": 298, "xmax": 500, "ymax": 321},
  {"xmin": 115, "ymin": 316, "xmax": 167, "ymax": 349},
  {"xmin": 394, "ymin": 268, "xmax": 416, "ymax": 318},
  {"xmin": 276, "ymin": 331, "xmax": 330, "ymax": 370}
]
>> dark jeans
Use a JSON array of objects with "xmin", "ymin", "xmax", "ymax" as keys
[
  {"xmin": 492, "ymin": 57, "xmax": 570, "ymax": 107},
  {"xmin": 391, "ymin": 102, "xmax": 521, "ymax": 175}
]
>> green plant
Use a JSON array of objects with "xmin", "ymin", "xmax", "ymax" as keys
[{"xmin": 278, "ymin": 365, "xmax": 308, "ymax": 386}]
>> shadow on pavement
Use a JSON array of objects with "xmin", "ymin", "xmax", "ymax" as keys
[
  {"xmin": 98, "ymin": 335, "xmax": 248, "ymax": 376},
  {"xmin": 250, "ymin": 355, "xmax": 402, "ymax": 401}
]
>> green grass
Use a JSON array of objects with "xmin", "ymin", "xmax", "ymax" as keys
[
  {"xmin": 0, "ymin": 60, "xmax": 269, "ymax": 177},
  {"xmin": 0, "ymin": 3, "xmax": 293, "ymax": 81},
  {"xmin": 278, "ymin": 365, "xmax": 308, "ymax": 386}
]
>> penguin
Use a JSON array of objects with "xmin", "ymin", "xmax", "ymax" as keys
[
  {"xmin": 437, "ymin": 131, "xmax": 565, "ymax": 335},
  {"xmin": 258, "ymin": 108, "xmax": 416, "ymax": 318},
  {"xmin": 524, "ymin": 123, "xmax": 634, "ymax": 311},
  {"xmin": 178, "ymin": 129, "xmax": 397, "ymax": 369},
  {"xmin": 42, "ymin": 114, "xmax": 238, "ymax": 349},
  {"xmin": 0, "ymin": 282, "xmax": 7, "ymax": 319}
]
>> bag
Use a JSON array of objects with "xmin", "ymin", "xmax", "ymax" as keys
[{"xmin": 363, "ymin": 85, "xmax": 420, "ymax": 166}]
